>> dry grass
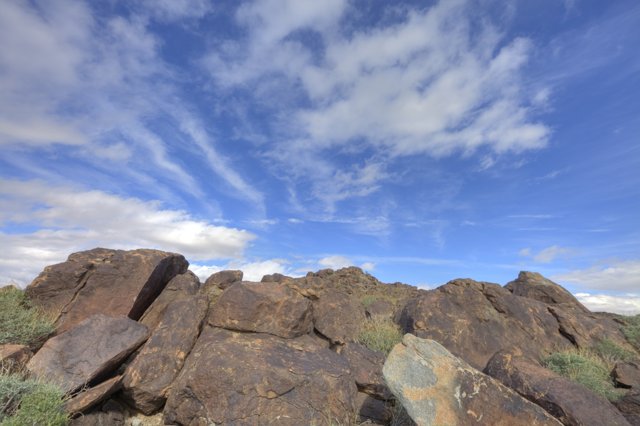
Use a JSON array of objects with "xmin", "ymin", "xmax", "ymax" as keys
[
  {"xmin": 0, "ymin": 287, "xmax": 55, "ymax": 348},
  {"xmin": 356, "ymin": 317, "xmax": 403, "ymax": 355}
]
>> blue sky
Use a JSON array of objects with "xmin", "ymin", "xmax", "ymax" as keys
[{"xmin": 1, "ymin": 0, "xmax": 639, "ymax": 313}]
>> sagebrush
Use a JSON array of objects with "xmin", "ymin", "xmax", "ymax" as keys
[{"xmin": 0, "ymin": 287, "xmax": 54, "ymax": 348}]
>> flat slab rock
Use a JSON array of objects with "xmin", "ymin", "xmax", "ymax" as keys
[
  {"xmin": 383, "ymin": 334, "xmax": 562, "ymax": 426},
  {"xmin": 164, "ymin": 326, "xmax": 358, "ymax": 425},
  {"xmin": 26, "ymin": 248, "xmax": 188, "ymax": 333},
  {"xmin": 484, "ymin": 350, "xmax": 631, "ymax": 426},
  {"xmin": 27, "ymin": 314, "xmax": 149, "ymax": 394},
  {"xmin": 64, "ymin": 375, "xmax": 123, "ymax": 416},
  {"xmin": 139, "ymin": 270, "xmax": 200, "ymax": 331},
  {"xmin": 209, "ymin": 281, "xmax": 313, "ymax": 338},
  {"xmin": 613, "ymin": 361, "xmax": 640, "ymax": 389}
]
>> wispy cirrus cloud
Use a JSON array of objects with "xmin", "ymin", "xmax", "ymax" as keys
[{"xmin": 554, "ymin": 260, "xmax": 640, "ymax": 293}]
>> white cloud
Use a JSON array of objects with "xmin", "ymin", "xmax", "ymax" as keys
[
  {"xmin": 318, "ymin": 255, "xmax": 354, "ymax": 270},
  {"xmin": 139, "ymin": 0, "xmax": 211, "ymax": 22},
  {"xmin": 554, "ymin": 260, "xmax": 640, "ymax": 292},
  {"xmin": 191, "ymin": 258, "xmax": 298, "ymax": 283},
  {"xmin": 519, "ymin": 245, "xmax": 571, "ymax": 263},
  {"xmin": 0, "ymin": 180, "xmax": 255, "ymax": 285},
  {"xmin": 575, "ymin": 293, "xmax": 640, "ymax": 315},
  {"xmin": 206, "ymin": 0, "xmax": 549, "ymax": 210}
]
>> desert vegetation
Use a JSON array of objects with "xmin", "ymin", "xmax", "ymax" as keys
[
  {"xmin": 356, "ymin": 316, "xmax": 403, "ymax": 355},
  {"xmin": 0, "ymin": 287, "xmax": 54, "ymax": 348}
]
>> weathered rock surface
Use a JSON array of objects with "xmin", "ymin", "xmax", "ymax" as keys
[
  {"xmin": 614, "ymin": 362, "xmax": 640, "ymax": 389},
  {"xmin": 27, "ymin": 315, "xmax": 149, "ymax": 394},
  {"xmin": 164, "ymin": 326, "xmax": 358, "ymax": 425},
  {"xmin": 355, "ymin": 392, "xmax": 391, "ymax": 425},
  {"xmin": 340, "ymin": 342, "xmax": 389, "ymax": 399},
  {"xmin": 365, "ymin": 299, "xmax": 395, "ymax": 318},
  {"xmin": 383, "ymin": 334, "xmax": 561, "ymax": 426},
  {"xmin": 139, "ymin": 271, "xmax": 200, "ymax": 331},
  {"xmin": 26, "ymin": 248, "xmax": 188, "ymax": 333},
  {"xmin": 122, "ymin": 295, "xmax": 208, "ymax": 414},
  {"xmin": 203, "ymin": 269, "xmax": 243, "ymax": 290},
  {"xmin": 313, "ymin": 291, "xmax": 366, "ymax": 344},
  {"xmin": 209, "ymin": 281, "xmax": 313, "ymax": 338},
  {"xmin": 614, "ymin": 391, "xmax": 640, "ymax": 426},
  {"xmin": 397, "ymin": 278, "xmax": 573, "ymax": 369},
  {"xmin": 69, "ymin": 400, "xmax": 125, "ymax": 426},
  {"xmin": 64, "ymin": 375, "xmax": 123, "ymax": 416},
  {"xmin": 506, "ymin": 271, "xmax": 589, "ymax": 312},
  {"xmin": 484, "ymin": 350, "xmax": 631, "ymax": 426},
  {"xmin": 0, "ymin": 344, "xmax": 32, "ymax": 369}
]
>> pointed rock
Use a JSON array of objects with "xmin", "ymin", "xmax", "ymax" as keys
[
  {"xmin": 64, "ymin": 375, "xmax": 123, "ymax": 416},
  {"xmin": 383, "ymin": 334, "xmax": 562, "ymax": 426},
  {"xmin": 203, "ymin": 269, "xmax": 243, "ymax": 291},
  {"xmin": 139, "ymin": 271, "xmax": 200, "ymax": 331},
  {"xmin": 26, "ymin": 248, "xmax": 188, "ymax": 333},
  {"xmin": 27, "ymin": 315, "xmax": 149, "ymax": 394},
  {"xmin": 506, "ymin": 271, "xmax": 589, "ymax": 312}
]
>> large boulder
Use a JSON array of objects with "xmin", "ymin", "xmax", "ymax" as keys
[
  {"xmin": 506, "ymin": 271, "xmax": 589, "ymax": 312},
  {"xmin": 122, "ymin": 295, "xmax": 209, "ymax": 414},
  {"xmin": 163, "ymin": 326, "xmax": 358, "ymax": 425},
  {"xmin": 209, "ymin": 281, "xmax": 313, "ymax": 339},
  {"xmin": 27, "ymin": 315, "xmax": 149, "ymax": 394},
  {"xmin": 26, "ymin": 248, "xmax": 188, "ymax": 333},
  {"xmin": 484, "ymin": 350, "xmax": 631, "ymax": 426},
  {"xmin": 313, "ymin": 291, "xmax": 366, "ymax": 344},
  {"xmin": 340, "ymin": 342, "xmax": 389, "ymax": 399},
  {"xmin": 203, "ymin": 269, "xmax": 243, "ymax": 291},
  {"xmin": 613, "ymin": 362, "xmax": 640, "ymax": 389},
  {"xmin": 396, "ymin": 279, "xmax": 573, "ymax": 369},
  {"xmin": 383, "ymin": 334, "xmax": 561, "ymax": 426},
  {"xmin": 138, "ymin": 271, "xmax": 200, "ymax": 331}
]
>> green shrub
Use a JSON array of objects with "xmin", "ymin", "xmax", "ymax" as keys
[
  {"xmin": 0, "ymin": 372, "xmax": 67, "ymax": 426},
  {"xmin": 356, "ymin": 317, "xmax": 403, "ymax": 355},
  {"xmin": 593, "ymin": 339, "xmax": 636, "ymax": 363},
  {"xmin": 621, "ymin": 314, "xmax": 640, "ymax": 350},
  {"xmin": 543, "ymin": 350, "xmax": 625, "ymax": 402},
  {"xmin": 0, "ymin": 287, "xmax": 54, "ymax": 347}
]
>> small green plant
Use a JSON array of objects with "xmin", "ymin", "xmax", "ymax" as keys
[
  {"xmin": 0, "ymin": 371, "xmax": 67, "ymax": 426},
  {"xmin": 356, "ymin": 317, "xmax": 403, "ymax": 355},
  {"xmin": 621, "ymin": 314, "xmax": 640, "ymax": 350},
  {"xmin": 543, "ymin": 349, "xmax": 625, "ymax": 402},
  {"xmin": 0, "ymin": 287, "xmax": 54, "ymax": 348},
  {"xmin": 593, "ymin": 339, "xmax": 636, "ymax": 363}
]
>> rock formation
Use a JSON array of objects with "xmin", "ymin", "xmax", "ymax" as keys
[{"xmin": 1, "ymin": 248, "xmax": 635, "ymax": 426}]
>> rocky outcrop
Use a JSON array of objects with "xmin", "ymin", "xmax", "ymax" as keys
[
  {"xmin": 615, "ymin": 392, "xmax": 640, "ymax": 426},
  {"xmin": 203, "ymin": 269, "xmax": 243, "ymax": 290},
  {"xmin": 209, "ymin": 281, "xmax": 313, "ymax": 338},
  {"xmin": 383, "ymin": 334, "xmax": 561, "ymax": 425},
  {"xmin": 164, "ymin": 326, "xmax": 358, "ymax": 425},
  {"xmin": 484, "ymin": 350, "xmax": 631, "ymax": 426},
  {"xmin": 138, "ymin": 271, "xmax": 200, "ymax": 331},
  {"xmin": 614, "ymin": 362, "xmax": 640, "ymax": 389},
  {"xmin": 26, "ymin": 248, "xmax": 188, "ymax": 333},
  {"xmin": 340, "ymin": 342, "xmax": 389, "ymax": 399},
  {"xmin": 27, "ymin": 315, "xmax": 149, "ymax": 394},
  {"xmin": 313, "ymin": 291, "xmax": 367, "ymax": 344},
  {"xmin": 0, "ymin": 344, "xmax": 32, "ymax": 370},
  {"xmin": 122, "ymin": 295, "xmax": 208, "ymax": 414},
  {"xmin": 506, "ymin": 271, "xmax": 589, "ymax": 312}
]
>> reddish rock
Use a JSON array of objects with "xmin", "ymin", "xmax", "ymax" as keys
[
  {"xmin": 383, "ymin": 334, "xmax": 561, "ymax": 426},
  {"xmin": 64, "ymin": 375, "xmax": 122, "ymax": 416},
  {"xmin": 163, "ymin": 326, "xmax": 358, "ymax": 425},
  {"xmin": 27, "ymin": 315, "xmax": 149, "ymax": 394},
  {"xmin": 506, "ymin": 271, "xmax": 589, "ymax": 312},
  {"xmin": 26, "ymin": 248, "xmax": 188, "ymax": 333},
  {"xmin": 313, "ymin": 291, "xmax": 366, "ymax": 344},
  {"xmin": 203, "ymin": 269, "xmax": 243, "ymax": 290},
  {"xmin": 209, "ymin": 281, "xmax": 313, "ymax": 339},
  {"xmin": 614, "ymin": 362, "xmax": 640, "ymax": 389},
  {"xmin": 484, "ymin": 350, "xmax": 631, "ymax": 426},
  {"xmin": 122, "ymin": 295, "xmax": 208, "ymax": 414},
  {"xmin": 139, "ymin": 271, "xmax": 200, "ymax": 331},
  {"xmin": 340, "ymin": 342, "xmax": 389, "ymax": 399},
  {"xmin": 0, "ymin": 344, "xmax": 32, "ymax": 369}
]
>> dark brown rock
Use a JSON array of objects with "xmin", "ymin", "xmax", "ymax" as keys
[
  {"xmin": 27, "ymin": 314, "xmax": 149, "ymax": 394},
  {"xmin": 383, "ymin": 334, "xmax": 561, "ymax": 426},
  {"xmin": 64, "ymin": 375, "xmax": 123, "ymax": 416},
  {"xmin": 366, "ymin": 299, "xmax": 395, "ymax": 318},
  {"xmin": 26, "ymin": 248, "xmax": 188, "ymax": 333},
  {"xmin": 614, "ymin": 362, "xmax": 640, "ymax": 389},
  {"xmin": 209, "ymin": 281, "xmax": 313, "ymax": 339},
  {"xmin": 614, "ymin": 391, "xmax": 640, "ymax": 426},
  {"xmin": 355, "ymin": 392, "xmax": 391, "ymax": 424},
  {"xmin": 484, "ymin": 350, "xmax": 631, "ymax": 426},
  {"xmin": 203, "ymin": 269, "xmax": 243, "ymax": 290},
  {"xmin": 397, "ymin": 279, "xmax": 573, "ymax": 369},
  {"xmin": 122, "ymin": 295, "xmax": 208, "ymax": 414},
  {"xmin": 70, "ymin": 399, "xmax": 125, "ymax": 426},
  {"xmin": 506, "ymin": 271, "xmax": 589, "ymax": 312},
  {"xmin": 139, "ymin": 271, "xmax": 200, "ymax": 331},
  {"xmin": 0, "ymin": 344, "xmax": 32, "ymax": 370},
  {"xmin": 313, "ymin": 291, "xmax": 366, "ymax": 344},
  {"xmin": 164, "ymin": 326, "xmax": 358, "ymax": 425},
  {"xmin": 341, "ymin": 342, "xmax": 390, "ymax": 399},
  {"xmin": 261, "ymin": 273, "xmax": 294, "ymax": 283}
]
